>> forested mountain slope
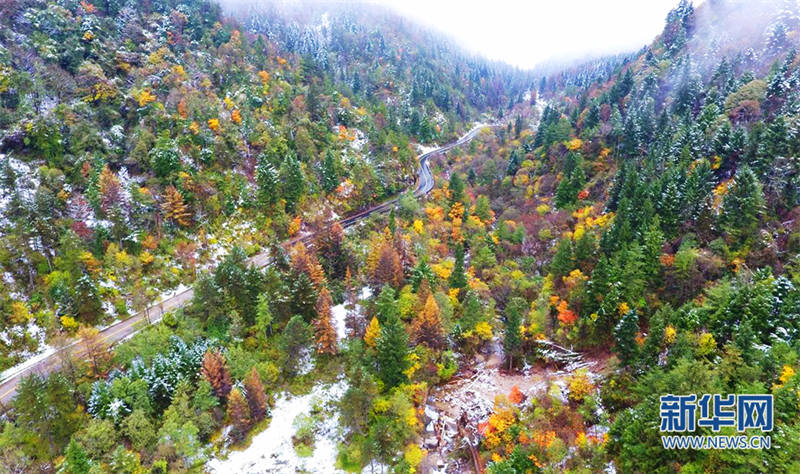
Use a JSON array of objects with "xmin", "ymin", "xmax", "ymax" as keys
[
  {"xmin": 435, "ymin": 0, "xmax": 800, "ymax": 471},
  {"xmin": 0, "ymin": 0, "xmax": 530, "ymax": 371},
  {"xmin": 3, "ymin": 0, "xmax": 800, "ymax": 472}
]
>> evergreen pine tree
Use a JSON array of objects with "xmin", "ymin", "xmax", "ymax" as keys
[
  {"xmin": 376, "ymin": 311, "xmax": 409, "ymax": 390},
  {"xmin": 280, "ymin": 154, "xmax": 306, "ymax": 213},
  {"xmin": 376, "ymin": 285, "xmax": 398, "ymax": 323},
  {"xmin": 281, "ymin": 315, "xmax": 312, "ymax": 375},
  {"xmin": 63, "ymin": 439, "xmax": 91, "ymax": 474},
  {"xmin": 721, "ymin": 165, "xmax": 764, "ymax": 245},
  {"xmin": 503, "ymin": 297, "xmax": 525, "ymax": 370},
  {"xmin": 550, "ymin": 238, "xmax": 574, "ymax": 281},
  {"xmin": 614, "ymin": 309, "xmax": 639, "ymax": 366},
  {"xmin": 321, "ymin": 149, "xmax": 339, "ymax": 193},
  {"xmin": 448, "ymin": 243, "xmax": 468, "ymax": 289},
  {"xmin": 474, "ymin": 195, "xmax": 492, "ymax": 222},
  {"xmin": 256, "ymin": 154, "xmax": 279, "ymax": 206},
  {"xmin": 449, "ymin": 172, "xmax": 465, "ymax": 205},
  {"xmin": 410, "ymin": 259, "xmax": 435, "ymax": 292},
  {"xmin": 460, "ymin": 291, "xmax": 484, "ymax": 331}
]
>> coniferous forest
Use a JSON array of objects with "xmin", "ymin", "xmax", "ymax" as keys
[{"xmin": 1, "ymin": 0, "xmax": 800, "ymax": 472}]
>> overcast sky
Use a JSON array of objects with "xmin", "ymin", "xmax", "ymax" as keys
[{"xmin": 369, "ymin": 0, "xmax": 686, "ymax": 69}]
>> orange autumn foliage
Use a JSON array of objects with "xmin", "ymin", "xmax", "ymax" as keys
[
  {"xmin": 313, "ymin": 288, "xmax": 338, "ymax": 355},
  {"xmin": 290, "ymin": 242, "xmax": 326, "ymax": 287},
  {"xmin": 556, "ymin": 300, "xmax": 578, "ymax": 325},
  {"xmin": 412, "ymin": 294, "xmax": 444, "ymax": 349},
  {"xmin": 508, "ymin": 385, "xmax": 525, "ymax": 404}
]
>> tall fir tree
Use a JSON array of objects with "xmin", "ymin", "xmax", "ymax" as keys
[
  {"xmin": 503, "ymin": 297, "xmax": 525, "ymax": 370},
  {"xmin": 321, "ymin": 149, "xmax": 339, "ymax": 193},
  {"xmin": 448, "ymin": 243, "xmax": 468, "ymax": 290},
  {"xmin": 280, "ymin": 154, "xmax": 306, "ymax": 213},
  {"xmin": 62, "ymin": 439, "xmax": 90, "ymax": 474},
  {"xmin": 721, "ymin": 165, "xmax": 764, "ymax": 245},
  {"xmin": 614, "ymin": 309, "xmax": 640, "ymax": 366},
  {"xmin": 256, "ymin": 154, "xmax": 279, "ymax": 206},
  {"xmin": 376, "ymin": 311, "xmax": 409, "ymax": 390}
]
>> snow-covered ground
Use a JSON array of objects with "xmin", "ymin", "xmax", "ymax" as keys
[
  {"xmin": 330, "ymin": 287, "xmax": 372, "ymax": 344},
  {"xmin": 208, "ymin": 287, "xmax": 373, "ymax": 473},
  {"xmin": 206, "ymin": 379, "xmax": 349, "ymax": 474}
]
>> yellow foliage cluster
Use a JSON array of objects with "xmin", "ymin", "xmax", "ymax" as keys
[
  {"xmin": 536, "ymin": 203, "xmax": 550, "ymax": 216},
  {"xmin": 584, "ymin": 212, "xmax": 613, "ymax": 229},
  {"xmin": 137, "ymin": 89, "xmax": 157, "ymax": 107},
  {"xmin": 223, "ymin": 96, "xmax": 235, "ymax": 110},
  {"xmin": 84, "ymin": 82, "xmax": 117, "ymax": 103},
  {"xmin": 80, "ymin": 251, "xmax": 102, "ymax": 275},
  {"xmin": 474, "ymin": 321, "xmax": 493, "ymax": 340},
  {"xmin": 572, "ymin": 206, "xmax": 594, "ymax": 220},
  {"xmin": 114, "ymin": 249, "xmax": 133, "ymax": 268},
  {"xmin": 258, "ymin": 70, "xmax": 270, "ymax": 84},
  {"xmin": 563, "ymin": 268, "xmax": 587, "ymax": 290},
  {"xmin": 572, "ymin": 223, "xmax": 586, "ymax": 241},
  {"xmin": 403, "ymin": 352, "xmax": 421, "ymax": 379},
  {"xmin": 617, "ymin": 302, "xmax": 630, "ymax": 316},
  {"xmin": 207, "ymin": 118, "xmax": 220, "ymax": 131},
  {"xmin": 566, "ymin": 138, "xmax": 583, "ymax": 151},
  {"xmin": 147, "ymin": 47, "xmax": 170, "ymax": 66},
  {"xmin": 778, "ymin": 365, "xmax": 796, "ymax": 386},
  {"xmin": 425, "ymin": 206, "xmax": 444, "ymax": 223},
  {"xmin": 466, "ymin": 215, "xmax": 484, "ymax": 228},
  {"xmin": 60, "ymin": 315, "xmax": 78, "ymax": 330},
  {"xmin": 412, "ymin": 220, "xmax": 424, "ymax": 234},
  {"xmin": 404, "ymin": 444, "xmax": 426, "ymax": 473},
  {"xmin": 713, "ymin": 179, "xmax": 732, "ymax": 209},
  {"xmin": 10, "ymin": 301, "xmax": 32, "ymax": 325},
  {"xmin": 567, "ymin": 369, "xmax": 594, "ymax": 403},
  {"xmin": 449, "ymin": 202, "xmax": 464, "ymax": 221},
  {"xmin": 431, "ymin": 261, "xmax": 453, "ymax": 280},
  {"xmin": 288, "ymin": 216, "xmax": 302, "ymax": 236},
  {"xmin": 664, "ymin": 325, "xmax": 677, "ymax": 345},
  {"xmin": 139, "ymin": 251, "xmax": 154, "ymax": 265},
  {"xmin": 171, "ymin": 64, "xmax": 186, "ymax": 80},
  {"xmin": 697, "ymin": 332, "xmax": 717, "ymax": 356},
  {"xmin": 364, "ymin": 317, "xmax": 380, "ymax": 348},
  {"xmin": 483, "ymin": 398, "xmax": 517, "ymax": 451}
]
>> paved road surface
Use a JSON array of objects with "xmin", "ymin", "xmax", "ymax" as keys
[{"xmin": 0, "ymin": 124, "xmax": 490, "ymax": 406}]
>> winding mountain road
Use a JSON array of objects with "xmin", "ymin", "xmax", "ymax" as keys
[{"xmin": 0, "ymin": 124, "xmax": 490, "ymax": 406}]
